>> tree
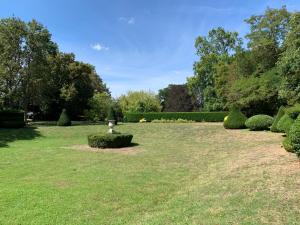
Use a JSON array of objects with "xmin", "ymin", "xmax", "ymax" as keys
[
  {"xmin": 118, "ymin": 91, "xmax": 161, "ymax": 113},
  {"xmin": 158, "ymin": 84, "xmax": 194, "ymax": 112},
  {"xmin": 277, "ymin": 12, "xmax": 300, "ymax": 105}
]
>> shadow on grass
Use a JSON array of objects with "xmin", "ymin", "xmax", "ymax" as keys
[{"xmin": 0, "ymin": 126, "xmax": 42, "ymax": 148}]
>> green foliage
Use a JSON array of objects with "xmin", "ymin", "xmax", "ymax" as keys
[
  {"xmin": 245, "ymin": 115, "xmax": 274, "ymax": 131},
  {"xmin": 107, "ymin": 106, "xmax": 116, "ymax": 121},
  {"xmin": 84, "ymin": 92, "xmax": 111, "ymax": 121},
  {"xmin": 277, "ymin": 114, "xmax": 294, "ymax": 134},
  {"xmin": 223, "ymin": 106, "xmax": 247, "ymax": 129},
  {"xmin": 270, "ymin": 106, "xmax": 286, "ymax": 132},
  {"xmin": 285, "ymin": 104, "xmax": 300, "ymax": 119},
  {"xmin": 0, "ymin": 110, "xmax": 25, "ymax": 128},
  {"xmin": 289, "ymin": 114, "xmax": 300, "ymax": 157},
  {"xmin": 124, "ymin": 112, "xmax": 228, "ymax": 122},
  {"xmin": 87, "ymin": 133, "xmax": 133, "ymax": 148},
  {"xmin": 57, "ymin": 109, "xmax": 71, "ymax": 126},
  {"xmin": 118, "ymin": 91, "xmax": 161, "ymax": 113}
]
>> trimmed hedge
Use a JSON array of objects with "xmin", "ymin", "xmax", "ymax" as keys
[
  {"xmin": 270, "ymin": 106, "xmax": 285, "ymax": 132},
  {"xmin": 0, "ymin": 110, "xmax": 25, "ymax": 128},
  {"xmin": 223, "ymin": 107, "xmax": 247, "ymax": 129},
  {"xmin": 124, "ymin": 112, "xmax": 228, "ymax": 122},
  {"xmin": 282, "ymin": 137, "xmax": 294, "ymax": 153},
  {"xmin": 88, "ymin": 133, "xmax": 133, "ymax": 148},
  {"xmin": 277, "ymin": 114, "xmax": 294, "ymax": 134},
  {"xmin": 245, "ymin": 114, "xmax": 274, "ymax": 131},
  {"xmin": 289, "ymin": 114, "xmax": 300, "ymax": 157},
  {"xmin": 285, "ymin": 104, "xmax": 300, "ymax": 119},
  {"xmin": 57, "ymin": 109, "xmax": 71, "ymax": 126}
]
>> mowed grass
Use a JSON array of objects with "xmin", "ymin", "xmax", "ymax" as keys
[{"xmin": 0, "ymin": 123, "xmax": 300, "ymax": 225}]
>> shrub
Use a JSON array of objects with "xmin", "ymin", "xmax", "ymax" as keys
[
  {"xmin": 289, "ymin": 114, "xmax": 300, "ymax": 157},
  {"xmin": 223, "ymin": 107, "xmax": 247, "ymax": 129},
  {"xmin": 270, "ymin": 106, "xmax": 285, "ymax": 132},
  {"xmin": 285, "ymin": 104, "xmax": 300, "ymax": 119},
  {"xmin": 282, "ymin": 137, "xmax": 294, "ymax": 153},
  {"xmin": 0, "ymin": 110, "xmax": 25, "ymax": 128},
  {"xmin": 87, "ymin": 133, "xmax": 133, "ymax": 148},
  {"xmin": 57, "ymin": 109, "xmax": 71, "ymax": 126},
  {"xmin": 124, "ymin": 112, "xmax": 228, "ymax": 122},
  {"xmin": 245, "ymin": 114, "xmax": 274, "ymax": 131},
  {"xmin": 277, "ymin": 114, "xmax": 294, "ymax": 134}
]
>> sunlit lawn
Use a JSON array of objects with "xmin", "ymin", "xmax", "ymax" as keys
[{"xmin": 0, "ymin": 123, "xmax": 299, "ymax": 225}]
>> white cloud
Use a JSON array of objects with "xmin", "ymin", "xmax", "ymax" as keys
[
  {"xmin": 118, "ymin": 17, "xmax": 135, "ymax": 25},
  {"xmin": 91, "ymin": 43, "xmax": 109, "ymax": 51}
]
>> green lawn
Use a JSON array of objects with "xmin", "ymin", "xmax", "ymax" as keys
[{"xmin": 0, "ymin": 123, "xmax": 299, "ymax": 224}]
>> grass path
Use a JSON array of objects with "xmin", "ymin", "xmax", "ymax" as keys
[{"xmin": 0, "ymin": 123, "xmax": 299, "ymax": 224}]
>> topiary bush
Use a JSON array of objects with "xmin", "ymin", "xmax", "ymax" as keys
[
  {"xmin": 223, "ymin": 106, "xmax": 247, "ymax": 129},
  {"xmin": 245, "ymin": 114, "xmax": 274, "ymax": 131},
  {"xmin": 277, "ymin": 114, "xmax": 294, "ymax": 134},
  {"xmin": 270, "ymin": 106, "xmax": 285, "ymax": 132},
  {"xmin": 57, "ymin": 109, "xmax": 71, "ymax": 126},
  {"xmin": 87, "ymin": 133, "xmax": 133, "ymax": 148},
  {"xmin": 288, "ymin": 114, "xmax": 300, "ymax": 157},
  {"xmin": 282, "ymin": 137, "xmax": 294, "ymax": 153},
  {"xmin": 285, "ymin": 104, "xmax": 300, "ymax": 119}
]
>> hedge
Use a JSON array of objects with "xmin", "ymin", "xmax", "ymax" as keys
[
  {"xmin": 0, "ymin": 110, "xmax": 25, "ymax": 128},
  {"xmin": 277, "ymin": 114, "xmax": 294, "ymax": 134},
  {"xmin": 289, "ymin": 114, "xmax": 300, "ymax": 157},
  {"xmin": 270, "ymin": 106, "xmax": 285, "ymax": 132},
  {"xmin": 88, "ymin": 133, "xmax": 133, "ymax": 148},
  {"xmin": 123, "ymin": 112, "xmax": 228, "ymax": 122}
]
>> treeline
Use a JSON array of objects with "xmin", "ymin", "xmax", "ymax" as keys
[
  {"xmin": 0, "ymin": 17, "xmax": 109, "ymax": 120},
  {"xmin": 185, "ymin": 6, "xmax": 300, "ymax": 116}
]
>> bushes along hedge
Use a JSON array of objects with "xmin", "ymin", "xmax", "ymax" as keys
[
  {"xmin": 270, "ymin": 106, "xmax": 285, "ymax": 132},
  {"xmin": 124, "ymin": 112, "xmax": 228, "ymax": 122},
  {"xmin": 277, "ymin": 114, "xmax": 294, "ymax": 134}
]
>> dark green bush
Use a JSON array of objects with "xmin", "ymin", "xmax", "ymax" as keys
[
  {"xmin": 285, "ymin": 104, "xmax": 300, "ymax": 119},
  {"xmin": 223, "ymin": 107, "xmax": 247, "ymax": 129},
  {"xmin": 57, "ymin": 109, "xmax": 71, "ymax": 126},
  {"xmin": 0, "ymin": 110, "xmax": 25, "ymax": 128},
  {"xmin": 270, "ymin": 106, "xmax": 285, "ymax": 132},
  {"xmin": 87, "ymin": 133, "xmax": 133, "ymax": 148},
  {"xmin": 289, "ymin": 114, "xmax": 300, "ymax": 157},
  {"xmin": 277, "ymin": 114, "xmax": 294, "ymax": 134},
  {"xmin": 124, "ymin": 112, "xmax": 228, "ymax": 122},
  {"xmin": 245, "ymin": 114, "xmax": 274, "ymax": 131}
]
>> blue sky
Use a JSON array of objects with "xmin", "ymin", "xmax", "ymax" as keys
[{"xmin": 1, "ymin": 0, "xmax": 300, "ymax": 97}]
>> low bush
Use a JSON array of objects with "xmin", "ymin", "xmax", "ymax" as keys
[
  {"xmin": 124, "ymin": 112, "xmax": 228, "ymax": 122},
  {"xmin": 289, "ymin": 114, "xmax": 300, "ymax": 157},
  {"xmin": 87, "ymin": 133, "xmax": 133, "ymax": 148},
  {"xmin": 151, "ymin": 118, "xmax": 195, "ymax": 123},
  {"xmin": 223, "ymin": 107, "xmax": 247, "ymax": 129},
  {"xmin": 277, "ymin": 114, "xmax": 294, "ymax": 134},
  {"xmin": 0, "ymin": 110, "xmax": 25, "ymax": 128},
  {"xmin": 245, "ymin": 114, "xmax": 274, "ymax": 131},
  {"xmin": 270, "ymin": 106, "xmax": 285, "ymax": 132},
  {"xmin": 282, "ymin": 137, "xmax": 294, "ymax": 153},
  {"xmin": 57, "ymin": 109, "xmax": 71, "ymax": 126}
]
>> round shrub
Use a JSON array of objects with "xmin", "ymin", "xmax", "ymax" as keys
[
  {"xmin": 277, "ymin": 114, "xmax": 294, "ymax": 134},
  {"xmin": 223, "ymin": 106, "xmax": 247, "ymax": 129},
  {"xmin": 270, "ymin": 106, "xmax": 285, "ymax": 132},
  {"xmin": 88, "ymin": 133, "xmax": 133, "ymax": 148},
  {"xmin": 245, "ymin": 114, "xmax": 274, "ymax": 131},
  {"xmin": 57, "ymin": 109, "xmax": 71, "ymax": 126},
  {"xmin": 282, "ymin": 137, "xmax": 294, "ymax": 153},
  {"xmin": 289, "ymin": 114, "xmax": 300, "ymax": 157}
]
